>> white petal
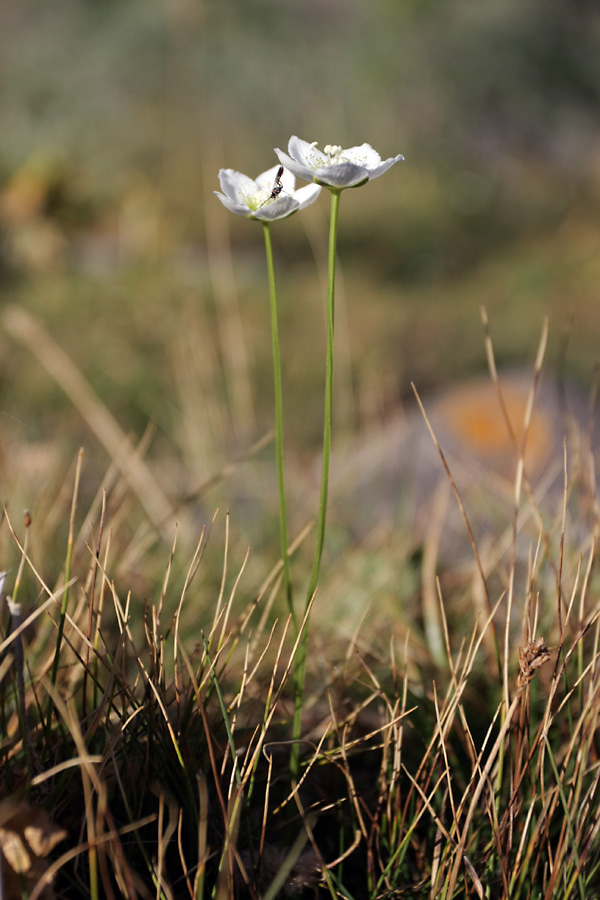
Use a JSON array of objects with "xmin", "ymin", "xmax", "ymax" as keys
[
  {"xmin": 214, "ymin": 191, "xmax": 252, "ymax": 217},
  {"xmin": 343, "ymin": 144, "xmax": 382, "ymax": 168},
  {"xmin": 294, "ymin": 183, "xmax": 322, "ymax": 209},
  {"xmin": 314, "ymin": 163, "xmax": 369, "ymax": 188},
  {"xmin": 288, "ymin": 136, "xmax": 327, "ymax": 168},
  {"xmin": 253, "ymin": 195, "xmax": 298, "ymax": 220},
  {"xmin": 280, "ymin": 168, "xmax": 296, "ymax": 192},
  {"xmin": 275, "ymin": 147, "xmax": 314, "ymax": 183},
  {"xmin": 218, "ymin": 169, "xmax": 256, "ymax": 201},
  {"xmin": 367, "ymin": 154, "xmax": 405, "ymax": 180}
]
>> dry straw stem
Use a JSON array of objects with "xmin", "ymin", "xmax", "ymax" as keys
[
  {"xmin": 71, "ymin": 422, "xmax": 159, "ymax": 581},
  {"xmin": 421, "ymin": 479, "xmax": 452, "ymax": 665},
  {"xmin": 482, "ymin": 308, "xmax": 549, "ymax": 707},
  {"xmin": 177, "ymin": 607, "xmax": 313, "ymax": 894},
  {"xmin": 0, "ymin": 588, "xmax": 71, "ymax": 658},
  {"xmin": 394, "ymin": 598, "xmax": 505, "ymax": 865},
  {"xmin": 410, "ymin": 381, "xmax": 501, "ymax": 673},
  {"xmin": 2, "ymin": 304, "xmax": 175, "ymax": 537},
  {"xmin": 445, "ymin": 692, "xmax": 522, "ymax": 897}
]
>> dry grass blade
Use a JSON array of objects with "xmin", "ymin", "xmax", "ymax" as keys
[
  {"xmin": 411, "ymin": 381, "xmax": 501, "ymax": 674},
  {"xmin": 482, "ymin": 309, "xmax": 549, "ymax": 706}
]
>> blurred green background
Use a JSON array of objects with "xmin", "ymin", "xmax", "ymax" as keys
[{"xmin": 1, "ymin": 0, "xmax": 600, "ymax": 594}]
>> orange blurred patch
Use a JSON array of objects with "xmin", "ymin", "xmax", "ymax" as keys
[{"xmin": 436, "ymin": 379, "xmax": 554, "ymax": 474}]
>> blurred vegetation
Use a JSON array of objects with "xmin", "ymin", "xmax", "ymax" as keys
[{"xmin": 1, "ymin": 0, "xmax": 600, "ymax": 558}]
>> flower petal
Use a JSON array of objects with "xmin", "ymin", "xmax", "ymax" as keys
[
  {"xmin": 294, "ymin": 183, "xmax": 322, "ymax": 209},
  {"xmin": 289, "ymin": 136, "xmax": 328, "ymax": 167},
  {"xmin": 342, "ymin": 143, "xmax": 382, "ymax": 168},
  {"xmin": 280, "ymin": 168, "xmax": 296, "ymax": 193},
  {"xmin": 253, "ymin": 195, "xmax": 298, "ymax": 220},
  {"xmin": 218, "ymin": 169, "xmax": 256, "ymax": 202},
  {"xmin": 274, "ymin": 147, "xmax": 315, "ymax": 182},
  {"xmin": 214, "ymin": 191, "xmax": 252, "ymax": 217},
  {"xmin": 366, "ymin": 154, "xmax": 405, "ymax": 180},
  {"xmin": 314, "ymin": 163, "xmax": 370, "ymax": 188}
]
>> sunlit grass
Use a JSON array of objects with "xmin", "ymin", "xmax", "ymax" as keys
[
  {"xmin": 2, "ymin": 291, "xmax": 600, "ymax": 896},
  {"xmin": 2, "ymin": 435, "xmax": 600, "ymax": 898}
]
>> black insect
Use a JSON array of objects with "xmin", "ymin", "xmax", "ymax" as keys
[{"xmin": 257, "ymin": 166, "xmax": 285, "ymax": 209}]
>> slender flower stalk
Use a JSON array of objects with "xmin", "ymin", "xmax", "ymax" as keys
[
  {"xmin": 278, "ymin": 138, "xmax": 404, "ymax": 778},
  {"xmin": 290, "ymin": 188, "xmax": 341, "ymax": 777},
  {"xmin": 262, "ymin": 221, "xmax": 294, "ymax": 623},
  {"xmin": 304, "ymin": 189, "xmax": 340, "ymax": 609},
  {"xmin": 214, "ymin": 164, "xmax": 320, "ymax": 623}
]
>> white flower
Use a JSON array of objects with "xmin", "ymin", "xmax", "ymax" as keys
[
  {"xmin": 275, "ymin": 137, "xmax": 404, "ymax": 190},
  {"xmin": 214, "ymin": 164, "xmax": 321, "ymax": 221}
]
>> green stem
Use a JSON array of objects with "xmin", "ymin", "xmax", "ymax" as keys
[
  {"xmin": 263, "ymin": 221, "xmax": 294, "ymax": 625},
  {"xmin": 290, "ymin": 189, "xmax": 340, "ymax": 779},
  {"xmin": 305, "ymin": 189, "xmax": 339, "ymax": 608}
]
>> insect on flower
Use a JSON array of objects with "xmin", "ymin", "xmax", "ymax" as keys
[
  {"xmin": 215, "ymin": 164, "xmax": 321, "ymax": 219},
  {"xmin": 257, "ymin": 166, "xmax": 285, "ymax": 209}
]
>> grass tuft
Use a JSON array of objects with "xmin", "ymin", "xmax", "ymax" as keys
[{"xmin": 2, "ymin": 316, "xmax": 600, "ymax": 898}]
